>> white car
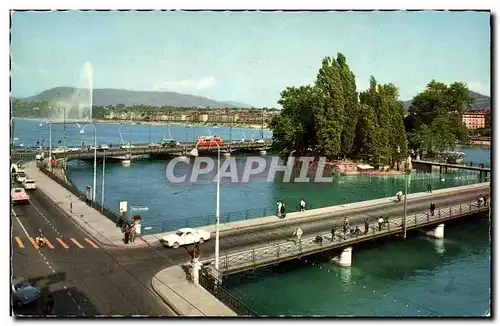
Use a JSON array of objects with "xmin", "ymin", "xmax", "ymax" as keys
[
  {"xmin": 120, "ymin": 143, "xmax": 136, "ymax": 149},
  {"xmin": 161, "ymin": 228, "xmax": 211, "ymax": 248},
  {"xmin": 255, "ymin": 139, "xmax": 266, "ymax": 144},
  {"xmin": 99, "ymin": 144, "xmax": 110, "ymax": 150},
  {"xmin": 148, "ymin": 143, "xmax": 161, "ymax": 148},
  {"xmin": 22, "ymin": 179, "xmax": 36, "ymax": 190}
]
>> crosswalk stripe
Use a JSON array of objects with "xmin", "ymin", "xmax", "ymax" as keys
[
  {"xmin": 44, "ymin": 239, "xmax": 55, "ymax": 249},
  {"xmin": 84, "ymin": 238, "xmax": 99, "ymax": 249},
  {"xmin": 29, "ymin": 237, "xmax": 39, "ymax": 249},
  {"xmin": 56, "ymin": 238, "xmax": 69, "ymax": 249},
  {"xmin": 14, "ymin": 237, "xmax": 24, "ymax": 248},
  {"xmin": 70, "ymin": 238, "xmax": 84, "ymax": 249}
]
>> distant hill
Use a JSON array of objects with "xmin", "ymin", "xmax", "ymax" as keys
[
  {"xmin": 403, "ymin": 90, "xmax": 490, "ymax": 110},
  {"xmin": 20, "ymin": 87, "xmax": 251, "ymax": 109}
]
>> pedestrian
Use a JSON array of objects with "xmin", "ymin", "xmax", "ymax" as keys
[
  {"xmin": 484, "ymin": 194, "xmax": 489, "ymax": 207},
  {"xmin": 280, "ymin": 202, "xmax": 286, "ymax": 218},
  {"xmin": 43, "ymin": 294, "xmax": 55, "ymax": 315},
  {"xmin": 364, "ymin": 218, "xmax": 370, "ymax": 234},
  {"xmin": 36, "ymin": 229, "xmax": 45, "ymax": 248},
  {"xmin": 343, "ymin": 217, "xmax": 349, "ymax": 239},
  {"xmin": 378, "ymin": 216, "xmax": 384, "ymax": 231},
  {"xmin": 427, "ymin": 183, "xmax": 432, "ymax": 193},
  {"xmin": 130, "ymin": 222, "xmax": 136, "ymax": 243},
  {"xmin": 396, "ymin": 191, "xmax": 403, "ymax": 202},
  {"xmin": 124, "ymin": 223, "xmax": 131, "ymax": 244},
  {"xmin": 478, "ymin": 196, "xmax": 484, "ymax": 207},
  {"xmin": 276, "ymin": 201, "xmax": 282, "ymax": 218},
  {"xmin": 293, "ymin": 227, "xmax": 303, "ymax": 244},
  {"xmin": 430, "ymin": 202, "xmax": 436, "ymax": 216},
  {"xmin": 300, "ymin": 199, "xmax": 306, "ymax": 212},
  {"xmin": 330, "ymin": 225, "xmax": 336, "ymax": 241}
]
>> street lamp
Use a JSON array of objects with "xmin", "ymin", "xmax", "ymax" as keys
[
  {"xmin": 80, "ymin": 124, "xmax": 97, "ymax": 202},
  {"xmin": 101, "ymin": 148, "xmax": 106, "ymax": 212},
  {"xmin": 189, "ymin": 142, "xmax": 220, "ymax": 278},
  {"xmin": 397, "ymin": 146, "xmax": 408, "ymax": 239}
]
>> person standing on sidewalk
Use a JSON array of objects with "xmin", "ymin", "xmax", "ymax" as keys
[
  {"xmin": 293, "ymin": 227, "xmax": 303, "ymax": 244},
  {"xmin": 300, "ymin": 199, "xmax": 306, "ymax": 212},
  {"xmin": 343, "ymin": 217, "xmax": 349, "ymax": 239},
  {"xmin": 124, "ymin": 222, "xmax": 131, "ymax": 244},
  {"xmin": 427, "ymin": 183, "xmax": 432, "ymax": 193},
  {"xmin": 430, "ymin": 202, "xmax": 436, "ymax": 216},
  {"xmin": 364, "ymin": 218, "xmax": 370, "ymax": 234}
]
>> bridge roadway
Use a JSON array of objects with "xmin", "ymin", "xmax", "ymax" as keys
[{"xmin": 50, "ymin": 141, "xmax": 272, "ymax": 160}]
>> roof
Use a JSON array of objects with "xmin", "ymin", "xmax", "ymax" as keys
[{"xmin": 178, "ymin": 228, "xmax": 195, "ymax": 232}]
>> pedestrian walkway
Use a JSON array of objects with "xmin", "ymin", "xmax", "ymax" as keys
[
  {"xmin": 151, "ymin": 265, "xmax": 236, "ymax": 316},
  {"xmin": 23, "ymin": 162, "xmax": 147, "ymax": 249},
  {"xmin": 13, "ymin": 236, "xmax": 100, "ymax": 249}
]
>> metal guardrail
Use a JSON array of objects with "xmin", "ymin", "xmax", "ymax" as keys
[
  {"xmin": 141, "ymin": 203, "xmax": 321, "ymax": 234},
  {"xmin": 205, "ymin": 201, "xmax": 489, "ymax": 275},
  {"xmin": 198, "ymin": 267, "xmax": 258, "ymax": 316}
]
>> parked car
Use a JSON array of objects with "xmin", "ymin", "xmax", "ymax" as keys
[
  {"xmin": 161, "ymin": 228, "xmax": 211, "ymax": 248},
  {"xmin": 12, "ymin": 278, "xmax": 41, "ymax": 307},
  {"xmin": 11, "ymin": 188, "xmax": 30, "ymax": 204},
  {"xmin": 148, "ymin": 143, "xmax": 161, "ymax": 148},
  {"xmin": 254, "ymin": 139, "xmax": 266, "ymax": 144},
  {"xmin": 160, "ymin": 139, "xmax": 180, "ymax": 148},
  {"xmin": 22, "ymin": 179, "xmax": 36, "ymax": 190},
  {"xmin": 99, "ymin": 144, "xmax": 110, "ymax": 150},
  {"xmin": 35, "ymin": 152, "xmax": 44, "ymax": 160},
  {"xmin": 15, "ymin": 171, "xmax": 27, "ymax": 183}
]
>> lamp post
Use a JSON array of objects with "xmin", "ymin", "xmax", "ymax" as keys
[
  {"xmin": 189, "ymin": 141, "xmax": 220, "ymax": 277},
  {"xmin": 398, "ymin": 146, "xmax": 408, "ymax": 239},
  {"xmin": 80, "ymin": 124, "xmax": 97, "ymax": 202},
  {"xmin": 49, "ymin": 121, "xmax": 52, "ymax": 171},
  {"xmin": 101, "ymin": 148, "xmax": 106, "ymax": 212}
]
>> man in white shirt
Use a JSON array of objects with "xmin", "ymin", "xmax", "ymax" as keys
[{"xmin": 300, "ymin": 199, "xmax": 306, "ymax": 212}]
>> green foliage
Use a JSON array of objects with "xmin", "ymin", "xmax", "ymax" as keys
[{"xmin": 405, "ymin": 80, "xmax": 472, "ymax": 154}]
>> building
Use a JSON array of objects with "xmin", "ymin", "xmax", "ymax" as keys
[{"xmin": 462, "ymin": 109, "xmax": 490, "ymax": 129}]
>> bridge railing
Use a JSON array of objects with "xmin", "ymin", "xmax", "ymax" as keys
[
  {"xmin": 141, "ymin": 203, "xmax": 325, "ymax": 234},
  {"xmin": 198, "ymin": 267, "xmax": 258, "ymax": 316},
  {"xmin": 208, "ymin": 201, "xmax": 488, "ymax": 274}
]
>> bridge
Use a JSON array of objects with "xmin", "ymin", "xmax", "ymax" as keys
[
  {"xmin": 48, "ymin": 141, "xmax": 273, "ymax": 161},
  {"xmin": 193, "ymin": 184, "xmax": 490, "ymax": 277},
  {"xmin": 412, "ymin": 159, "xmax": 491, "ymax": 180}
]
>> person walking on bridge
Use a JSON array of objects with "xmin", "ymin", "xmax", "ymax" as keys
[
  {"xmin": 427, "ymin": 183, "xmax": 432, "ymax": 193},
  {"xmin": 364, "ymin": 218, "xmax": 370, "ymax": 234},
  {"xmin": 300, "ymin": 199, "xmax": 306, "ymax": 212},
  {"xmin": 396, "ymin": 191, "xmax": 403, "ymax": 202},
  {"xmin": 293, "ymin": 227, "xmax": 303, "ymax": 244},
  {"xmin": 343, "ymin": 217, "xmax": 349, "ymax": 239},
  {"xmin": 430, "ymin": 202, "xmax": 436, "ymax": 216}
]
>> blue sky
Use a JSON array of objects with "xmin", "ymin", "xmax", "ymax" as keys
[{"xmin": 11, "ymin": 10, "xmax": 490, "ymax": 107}]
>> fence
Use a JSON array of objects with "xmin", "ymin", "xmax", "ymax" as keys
[
  {"xmin": 198, "ymin": 267, "xmax": 258, "ymax": 316},
  {"xmin": 141, "ymin": 202, "xmax": 323, "ymax": 235},
  {"xmin": 207, "ymin": 200, "xmax": 489, "ymax": 275},
  {"xmin": 38, "ymin": 162, "xmax": 120, "ymax": 224}
]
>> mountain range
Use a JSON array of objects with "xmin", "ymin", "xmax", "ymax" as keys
[
  {"xmin": 18, "ymin": 87, "xmax": 253, "ymax": 109},
  {"xmin": 402, "ymin": 90, "xmax": 490, "ymax": 110}
]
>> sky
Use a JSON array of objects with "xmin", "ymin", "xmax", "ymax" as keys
[{"xmin": 10, "ymin": 10, "xmax": 491, "ymax": 107}]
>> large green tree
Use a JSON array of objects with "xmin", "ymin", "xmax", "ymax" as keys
[{"xmin": 405, "ymin": 80, "xmax": 471, "ymax": 154}]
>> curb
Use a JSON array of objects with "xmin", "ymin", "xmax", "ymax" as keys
[{"xmin": 151, "ymin": 277, "xmax": 183, "ymax": 316}]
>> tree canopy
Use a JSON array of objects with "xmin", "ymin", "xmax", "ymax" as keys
[{"xmin": 270, "ymin": 53, "xmax": 408, "ymax": 165}]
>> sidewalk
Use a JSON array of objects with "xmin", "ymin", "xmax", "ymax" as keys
[
  {"xmin": 151, "ymin": 266, "xmax": 236, "ymax": 316},
  {"xmin": 141, "ymin": 182, "xmax": 490, "ymax": 245},
  {"xmin": 23, "ymin": 162, "xmax": 148, "ymax": 248}
]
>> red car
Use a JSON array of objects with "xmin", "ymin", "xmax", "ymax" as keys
[
  {"xmin": 197, "ymin": 136, "xmax": 223, "ymax": 147},
  {"xmin": 11, "ymin": 188, "xmax": 29, "ymax": 205}
]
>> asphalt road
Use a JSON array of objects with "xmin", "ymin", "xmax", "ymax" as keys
[
  {"xmin": 11, "ymin": 189, "xmax": 177, "ymax": 317},
  {"xmin": 11, "ymin": 183, "xmax": 489, "ymax": 316}
]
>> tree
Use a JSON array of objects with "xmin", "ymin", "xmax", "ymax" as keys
[{"xmin": 405, "ymin": 80, "xmax": 472, "ymax": 154}]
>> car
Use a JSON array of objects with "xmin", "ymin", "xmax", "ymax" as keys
[
  {"xmin": 161, "ymin": 228, "xmax": 211, "ymax": 248},
  {"xmin": 160, "ymin": 139, "xmax": 180, "ymax": 147},
  {"xmin": 120, "ymin": 143, "xmax": 136, "ymax": 149},
  {"xmin": 35, "ymin": 152, "xmax": 44, "ymax": 160},
  {"xmin": 15, "ymin": 170, "xmax": 27, "ymax": 183},
  {"xmin": 12, "ymin": 188, "xmax": 30, "ymax": 204},
  {"xmin": 99, "ymin": 144, "xmax": 110, "ymax": 150},
  {"xmin": 12, "ymin": 278, "xmax": 41, "ymax": 307},
  {"xmin": 22, "ymin": 179, "xmax": 36, "ymax": 190},
  {"xmin": 148, "ymin": 143, "xmax": 161, "ymax": 148},
  {"xmin": 255, "ymin": 139, "xmax": 266, "ymax": 144}
]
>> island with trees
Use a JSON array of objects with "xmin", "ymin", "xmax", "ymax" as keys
[{"xmin": 269, "ymin": 53, "xmax": 474, "ymax": 175}]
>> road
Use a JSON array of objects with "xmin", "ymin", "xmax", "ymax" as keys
[
  {"xmin": 11, "ymin": 183, "xmax": 489, "ymax": 316},
  {"xmin": 11, "ymin": 189, "xmax": 178, "ymax": 316}
]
